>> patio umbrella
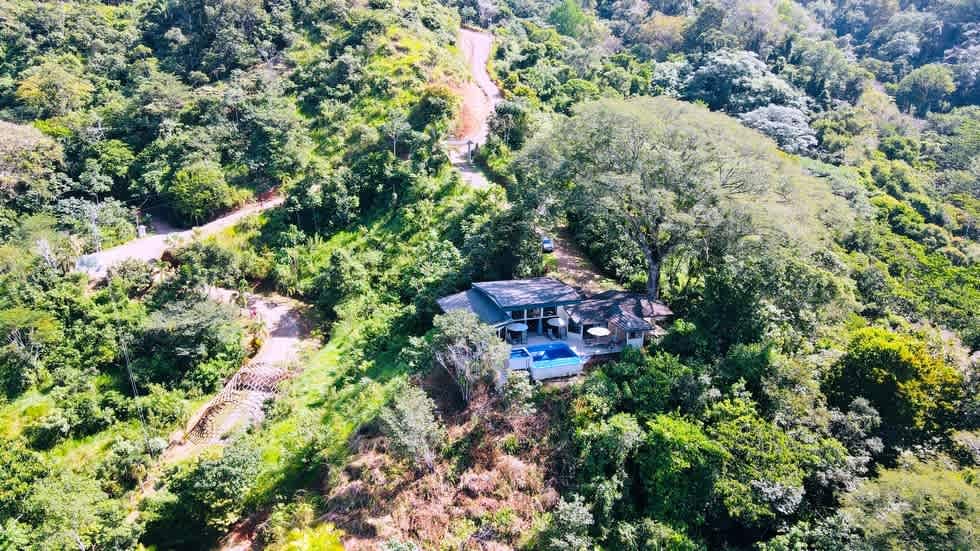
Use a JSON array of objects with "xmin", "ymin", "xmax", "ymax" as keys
[
  {"xmin": 546, "ymin": 318, "xmax": 565, "ymax": 327},
  {"xmin": 587, "ymin": 326, "xmax": 611, "ymax": 337},
  {"xmin": 506, "ymin": 322, "xmax": 529, "ymax": 332}
]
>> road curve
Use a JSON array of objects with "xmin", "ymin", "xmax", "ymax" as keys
[{"xmin": 77, "ymin": 197, "xmax": 283, "ymax": 279}]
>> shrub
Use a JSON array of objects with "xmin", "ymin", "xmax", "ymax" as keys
[
  {"xmin": 143, "ymin": 437, "xmax": 260, "ymax": 548},
  {"xmin": 543, "ymin": 494, "xmax": 594, "ymax": 551},
  {"xmin": 380, "ymin": 385, "xmax": 443, "ymax": 472},
  {"xmin": 24, "ymin": 408, "xmax": 70, "ymax": 449},
  {"xmin": 502, "ymin": 370, "xmax": 536, "ymax": 415}
]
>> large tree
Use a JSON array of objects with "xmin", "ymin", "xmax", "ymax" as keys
[{"xmin": 520, "ymin": 97, "xmax": 774, "ymax": 300}]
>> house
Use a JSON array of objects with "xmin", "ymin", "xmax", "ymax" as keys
[{"xmin": 437, "ymin": 277, "xmax": 672, "ymax": 380}]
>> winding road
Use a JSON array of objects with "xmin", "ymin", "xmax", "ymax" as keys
[
  {"xmin": 447, "ymin": 28, "xmax": 501, "ymax": 189},
  {"xmin": 76, "ymin": 197, "xmax": 284, "ymax": 279}
]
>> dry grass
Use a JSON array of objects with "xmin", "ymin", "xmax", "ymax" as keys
[{"xmin": 321, "ymin": 383, "xmax": 566, "ymax": 550}]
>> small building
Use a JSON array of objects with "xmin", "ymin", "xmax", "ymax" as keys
[{"xmin": 437, "ymin": 278, "xmax": 672, "ymax": 380}]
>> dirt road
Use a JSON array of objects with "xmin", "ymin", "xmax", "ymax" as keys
[
  {"xmin": 130, "ymin": 288, "xmax": 313, "ymax": 524},
  {"xmin": 184, "ymin": 288, "xmax": 313, "ymax": 444},
  {"xmin": 448, "ymin": 28, "xmax": 501, "ymax": 189},
  {"xmin": 77, "ymin": 197, "xmax": 284, "ymax": 279}
]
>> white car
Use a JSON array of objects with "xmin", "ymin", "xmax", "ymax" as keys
[{"xmin": 541, "ymin": 237, "xmax": 555, "ymax": 253}]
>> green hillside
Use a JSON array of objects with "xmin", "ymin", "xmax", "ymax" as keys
[{"xmin": 0, "ymin": 0, "xmax": 977, "ymax": 549}]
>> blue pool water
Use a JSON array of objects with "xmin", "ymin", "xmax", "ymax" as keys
[
  {"xmin": 509, "ymin": 342, "xmax": 581, "ymax": 370},
  {"xmin": 527, "ymin": 342, "xmax": 578, "ymax": 361}
]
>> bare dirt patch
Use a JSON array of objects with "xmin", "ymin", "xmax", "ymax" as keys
[{"xmin": 549, "ymin": 228, "xmax": 623, "ymax": 295}]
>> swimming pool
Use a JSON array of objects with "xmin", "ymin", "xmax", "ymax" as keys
[
  {"xmin": 526, "ymin": 342, "xmax": 578, "ymax": 364},
  {"xmin": 508, "ymin": 342, "xmax": 583, "ymax": 380}
]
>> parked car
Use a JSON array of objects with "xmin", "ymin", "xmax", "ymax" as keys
[{"xmin": 541, "ymin": 237, "xmax": 554, "ymax": 253}]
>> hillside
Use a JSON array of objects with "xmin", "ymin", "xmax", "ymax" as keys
[{"xmin": 0, "ymin": 0, "xmax": 978, "ymax": 550}]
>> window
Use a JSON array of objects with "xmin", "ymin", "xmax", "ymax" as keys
[
  {"xmin": 569, "ymin": 318, "xmax": 580, "ymax": 334},
  {"xmin": 510, "ymin": 310, "xmax": 525, "ymax": 320},
  {"xmin": 627, "ymin": 330, "xmax": 641, "ymax": 340},
  {"xmin": 543, "ymin": 306, "xmax": 557, "ymax": 317}
]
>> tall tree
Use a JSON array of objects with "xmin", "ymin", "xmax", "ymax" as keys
[{"xmin": 520, "ymin": 97, "xmax": 771, "ymax": 300}]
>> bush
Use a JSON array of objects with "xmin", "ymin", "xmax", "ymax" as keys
[
  {"xmin": 166, "ymin": 161, "xmax": 241, "ymax": 225},
  {"xmin": 97, "ymin": 437, "xmax": 166, "ymax": 495},
  {"xmin": 543, "ymin": 494, "xmax": 594, "ymax": 551},
  {"xmin": 24, "ymin": 409, "xmax": 70, "ymax": 449},
  {"xmin": 503, "ymin": 370, "xmax": 536, "ymax": 416},
  {"xmin": 143, "ymin": 437, "xmax": 260, "ymax": 548},
  {"xmin": 134, "ymin": 384, "xmax": 188, "ymax": 430},
  {"xmin": 379, "ymin": 385, "xmax": 443, "ymax": 472}
]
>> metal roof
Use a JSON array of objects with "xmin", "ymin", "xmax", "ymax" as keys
[
  {"xmin": 473, "ymin": 277, "xmax": 583, "ymax": 309},
  {"xmin": 436, "ymin": 289, "xmax": 510, "ymax": 326}
]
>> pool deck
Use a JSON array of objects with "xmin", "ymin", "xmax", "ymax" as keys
[{"xmin": 517, "ymin": 334, "xmax": 625, "ymax": 359}]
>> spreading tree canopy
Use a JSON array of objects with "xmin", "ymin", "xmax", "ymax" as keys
[{"xmin": 519, "ymin": 97, "xmax": 845, "ymax": 300}]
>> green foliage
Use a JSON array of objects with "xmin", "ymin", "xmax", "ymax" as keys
[
  {"xmin": 0, "ymin": 438, "xmax": 46, "ymax": 519},
  {"xmin": 637, "ymin": 414, "xmax": 727, "ymax": 527},
  {"xmin": 143, "ymin": 437, "xmax": 261, "ymax": 547},
  {"xmin": 21, "ymin": 471, "xmax": 141, "ymax": 550},
  {"xmin": 168, "ymin": 161, "xmax": 241, "ymax": 225},
  {"xmin": 895, "ymin": 64, "xmax": 956, "ymax": 114},
  {"xmin": 135, "ymin": 297, "xmax": 246, "ymax": 392},
  {"xmin": 380, "ymin": 384, "xmax": 444, "ymax": 472},
  {"xmin": 685, "ymin": 49, "xmax": 803, "ymax": 113},
  {"xmin": 703, "ymin": 397, "xmax": 810, "ymax": 527},
  {"xmin": 428, "ymin": 310, "xmax": 509, "ymax": 403},
  {"xmin": 549, "ymin": 0, "xmax": 590, "ymax": 38},
  {"xmin": 841, "ymin": 456, "xmax": 980, "ymax": 550},
  {"xmin": 542, "ymin": 494, "xmax": 594, "ymax": 551},
  {"xmin": 826, "ymin": 327, "xmax": 964, "ymax": 441},
  {"xmin": 15, "ymin": 54, "xmax": 93, "ymax": 117},
  {"xmin": 502, "ymin": 370, "xmax": 537, "ymax": 416}
]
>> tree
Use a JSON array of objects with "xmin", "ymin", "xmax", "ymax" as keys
[
  {"xmin": 637, "ymin": 415, "xmax": 728, "ymax": 527},
  {"xmin": 549, "ymin": 0, "xmax": 589, "ymax": 38},
  {"xmin": 0, "ymin": 438, "xmax": 47, "ymax": 519},
  {"xmin": 685, "ymin": 49, "xmax": 803, "ymax": 113},
  {"xmin": 522, "ymin": 97, "xmax": 772, "ymax": 300},
  {"xmin": 841, "ymin": 457, "xmax": 979, "ymax": 550},
  {"xmin": 825, "ymin": 327, "xmax": 964, "ymax": 443},
  {"xmin": 15, "ymin": 55, "xmax": 94, "ymax": 117},
  {"xmin": 24, "ymin": 471, "xmax": 140, "ymax": 550},
  {"xmin": 0, "ymin": 121, "xmax": 66, "ymax": 215},
  {"xmin": 144, "ymin": 438, "xmax": 260, "ymax": 547},
  {"xmin": 704, "ymin": 397, "xmax": 817, "ymax": 528},
  {"xmin": 895, "ymin": 64, "xmax": 956, "ymax": 115},
  {"xmin": 136, "ymin": 297, "xmax": 246, "ymax": 391},
  {"xmin": 379, "ymin": 385, "xmax": 444, "ymax": 472},
  {"xmin": 428, "ymin": 310, "xmax": 509, "ymax": 403},
  {"xmin": 543, "ymin": 494, "xmax": 594, "ymax": 551},
  {"xmin": 488, "ymin": 100, "xmax": 533, "ymax": 149},
  {"xmin": 382, "ymin": 114, "xmax": 411, "ymax": 157},
  {"xmin": 167, "ymin": 161, "xmax": 238, "ymax": 225},
  {"xmin": 739, "ymin": 106, "xmax": 817, "ymax": 154}
]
